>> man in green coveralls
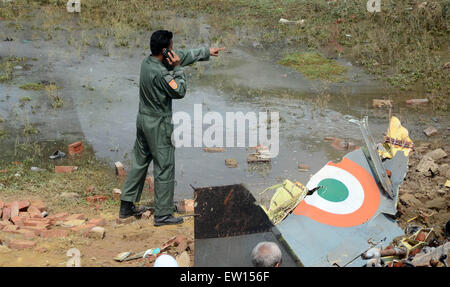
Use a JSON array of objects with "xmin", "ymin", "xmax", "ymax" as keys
[{"xmin": 119, "ymin": 30, "xmax": 224, "ymax": 226}]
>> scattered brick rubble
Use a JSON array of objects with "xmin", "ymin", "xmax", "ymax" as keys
[{"xmin": 0, "ymin": 199, "xmax": 107, "ymax": 250}]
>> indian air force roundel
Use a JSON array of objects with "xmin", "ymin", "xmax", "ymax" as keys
[{"xmin": 293, "ymin": 157, "xmax": 380, "ymax": 227}]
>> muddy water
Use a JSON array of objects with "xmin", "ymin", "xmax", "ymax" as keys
[{"xmin": 0, "ymin": 17, "xmax": 448, "ymax": 203}]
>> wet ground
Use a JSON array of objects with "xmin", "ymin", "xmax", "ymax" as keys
[{"xmin": 1, "ymin": 14, "xmax": 449, "ymax": 205}]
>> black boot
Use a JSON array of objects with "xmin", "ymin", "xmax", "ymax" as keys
[
  {"xmin": 119, "ymin": 201, "xmax": 148, "ymax": 219},
  {"xmin": 154, "ymin": 214, "xmax": 184, "ymax": 226}
]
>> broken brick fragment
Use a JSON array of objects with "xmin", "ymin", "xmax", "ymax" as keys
[
  {"xmin": 2, "ymin": 207, "xmax": 11, "ymax": 221},
  {"xmin": 11, "ymin": 216, "xmax": 24, "ymax": 227},
  {"xmin": 15, "ymin": 229, "xmax": 35, "ymax": 239},
  {"xmin": 0, "ymin": 220, "xmax": 12, "ymax": 230},
  {"xmin": 88, "ymin": 218, "xmax": 106, "ymax": 227},
  {"xmin": 22, "ymin": 224, "xmax": 50, "ymax": 236},
  {"xmin": 48, "ymin": 212, "xmax": 68, "ymax": 221},
  {"xmin": 55, "ymin": 166, "xmax": 78, "ymax": 173},
  {"xmin": 18, "ymin": 200, "xmax": 30, "ymax": 211},
  {"xmin": 8, "ymin": 239, "xmax": 36, "ymax": 250},
  {"xmin": 30, "ymin": 200, "xmax": 46, "ymax": 212},
  {"xmin": 40, "ymin": 229, "xmax": 69, "ymax": 238},
  {"xmin": 27, "ymin": 206, "xmax": 43, "ymax": 218},
  {"xmin": 115, "ymin": 162, "xmax": 126, "ymax": 177},
  {"xmin": 203, "ymin": 147, "xmax": 225, "ymax": 153},
  {"xmin": 68, "ymin": 141, "xmax": 84, "ymax": 157},
  {"xmin": 2, "ymin": 225, "xmax": 19, "ymax": 233},
  {"xmin": 10, "ymin": 201, "xmax": 19, "ymax": 218},
  {"xmin": 86, "ymin": 195, "xmax": 108, "ymax": 204}
]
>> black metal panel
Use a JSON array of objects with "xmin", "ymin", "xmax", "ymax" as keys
[{"xmin": 194, "ymin": 184, "xmax": 274, "ymax": 239}]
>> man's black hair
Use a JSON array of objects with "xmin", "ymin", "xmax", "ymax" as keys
[{"xmin": 150, "ymin": 30, "xmax": 173, "ymax": 56}]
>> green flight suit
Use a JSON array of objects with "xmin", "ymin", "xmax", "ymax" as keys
[{"xmin": 121, "ymin": 47, "xmax": 210, "ymax": 216}]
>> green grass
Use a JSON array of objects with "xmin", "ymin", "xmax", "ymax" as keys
[
  {"xmin": 279, "ymin": 52, "xmax": 348, "ymax": 82},
  {"xmin": 19, "ymin": 96, "xmax": 32, "ymax": 104},
  {"xmin": 20, "ymin": 83, "xmax": 44, "ymax": 90}
]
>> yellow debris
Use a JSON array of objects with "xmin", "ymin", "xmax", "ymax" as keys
[
  {"xmin": 379, "ymin": 116, "xmax": 414, "ymax": 159},
  {"xmin": 260, "ymin": 179, "xmax": 308, "ymax": 225},
  {"xmin": 445, "ymin": 180, "xmax": 450, "ymax": 188}
]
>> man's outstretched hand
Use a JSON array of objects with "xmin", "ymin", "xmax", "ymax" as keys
[{"xmin": 210, "ymin": 47, "xmax": 225, "ymax": 57}]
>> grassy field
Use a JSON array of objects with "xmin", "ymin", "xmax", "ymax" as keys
[{"xmin": 0, "ymin": 0, "xmax": 448, "ymax": 110}]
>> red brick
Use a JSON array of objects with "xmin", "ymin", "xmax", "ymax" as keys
[
  {"xmin": 22, "ymin": 224, "xmax": 49, "ymax": 236},
  {"xmin": 24, "ymin": 218, "xmax": 52, "ymax": 227},
  {"xmin": 88, "ymin": 218, "xmax": 106, "ymax": 227},
  {"xmin": 30, "ymin": 200, "xmax": 46, "ymax": 212},
  {"xmin": 15, "ymin": 229, "xmax": 35, "ymax": 238},
  {"xmin": 86, "ymin": 195, "xmax": 108, "ymax": 204},
  {"xmin": 2, "ymin": 225, "xmax": 19, "ymax": 233},
  {"xmin": 27, "ymin": 206, "xmax": 43, "ymax": 218},
  {"xmin": 10, "ymin": 201, "xmax": 19, "ymax": 218},
  {"xmin": 18, "ymin": 200, "xmax": 30, "ymax": 211},
  {"xmin": 8, "ymin": 239, "xmax": 36, "ymax": 250},
  {"xmin": 34, "ymin": 247, "xmax": 48, "ymax": 253},
  {"xmin": 11, "ymin": 216, "xmax": 24, "ymax": 227},
  {"xmin": 85, "ymin": 185, "xmax": 96, "ymax": 195},
  {"xmin": 70, "ymin": 223, "xmax": 96, "ymax": 236},
  {"xmin": 2, "ymin": 207, "xmax": 11, "ymax": 221},
  {"xmin": 40, "ymin": 229, "xmax": 69, "ymax": 238},
  {"xmin": 0, "ymin": 220, "xmax": 12, "ymax": 230},
  {"xmin": 66, "ymin": 214, "xmax": 86, "ymax": 221},
  {"xmin": 55, "ymin": 166, "xmax": 78, "ymax": 173},
  {"xmin": 115, "ymin": 162, "xmax": 126, "ymax": 177},
  {"xmin": 48, "ymin": 212, "xmax": 68, "ymax": 221},
  {"xmin": 68, "ymin": 141, "xmax": 84, "ymax": 157},
  {"xmin": 19, "ymin": 212, "xmax": 29, "ymax": 218}
]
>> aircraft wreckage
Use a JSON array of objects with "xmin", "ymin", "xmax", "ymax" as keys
[{"xmin": 193, "ymin": 116, "xmax": 414, "ymax": 267}]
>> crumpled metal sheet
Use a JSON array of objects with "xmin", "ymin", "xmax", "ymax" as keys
[{"xmin": 277, "ymin": 147, "xmax": 406, "ymax": 267}]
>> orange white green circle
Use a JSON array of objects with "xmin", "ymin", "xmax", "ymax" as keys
[{"xmin": 293, "ymin": 157, "xmax": 380, "ymax": 227}]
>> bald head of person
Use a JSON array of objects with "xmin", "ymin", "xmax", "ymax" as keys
[{"xmin": 251, "ymin": 242, "xmax": 282, "ymax": 267}]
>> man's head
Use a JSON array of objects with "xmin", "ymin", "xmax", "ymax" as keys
[
  {"xmin": 150, "ymin": 30, "xmax": 173, "ymax": 56},
  {"xmin": 251, "ymin": 242, "xmax": 282, "ymax": 267}
]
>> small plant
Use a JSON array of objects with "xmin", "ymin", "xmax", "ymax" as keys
[
  {"xmin": 23, "ymin": 123, "xmax": 37, "ymax": 136},
  {"xmin": 45, "ymin": 84, "xmax": 64, "ymax": 109},
  {"xmin": 279, "ymin": 52, "xmax": 348, "ymax": 82},
  {"xmin": 19, "ymin": 96, "xmax": 31, "ymax": 105},
  {"xmin": 20, "ymin": 83, "xmax": 44, "ymax": 90}
]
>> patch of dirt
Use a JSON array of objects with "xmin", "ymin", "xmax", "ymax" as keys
[{"xmin": 397, "ymin": 141, "xmax": 450, "ymax": 239}]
